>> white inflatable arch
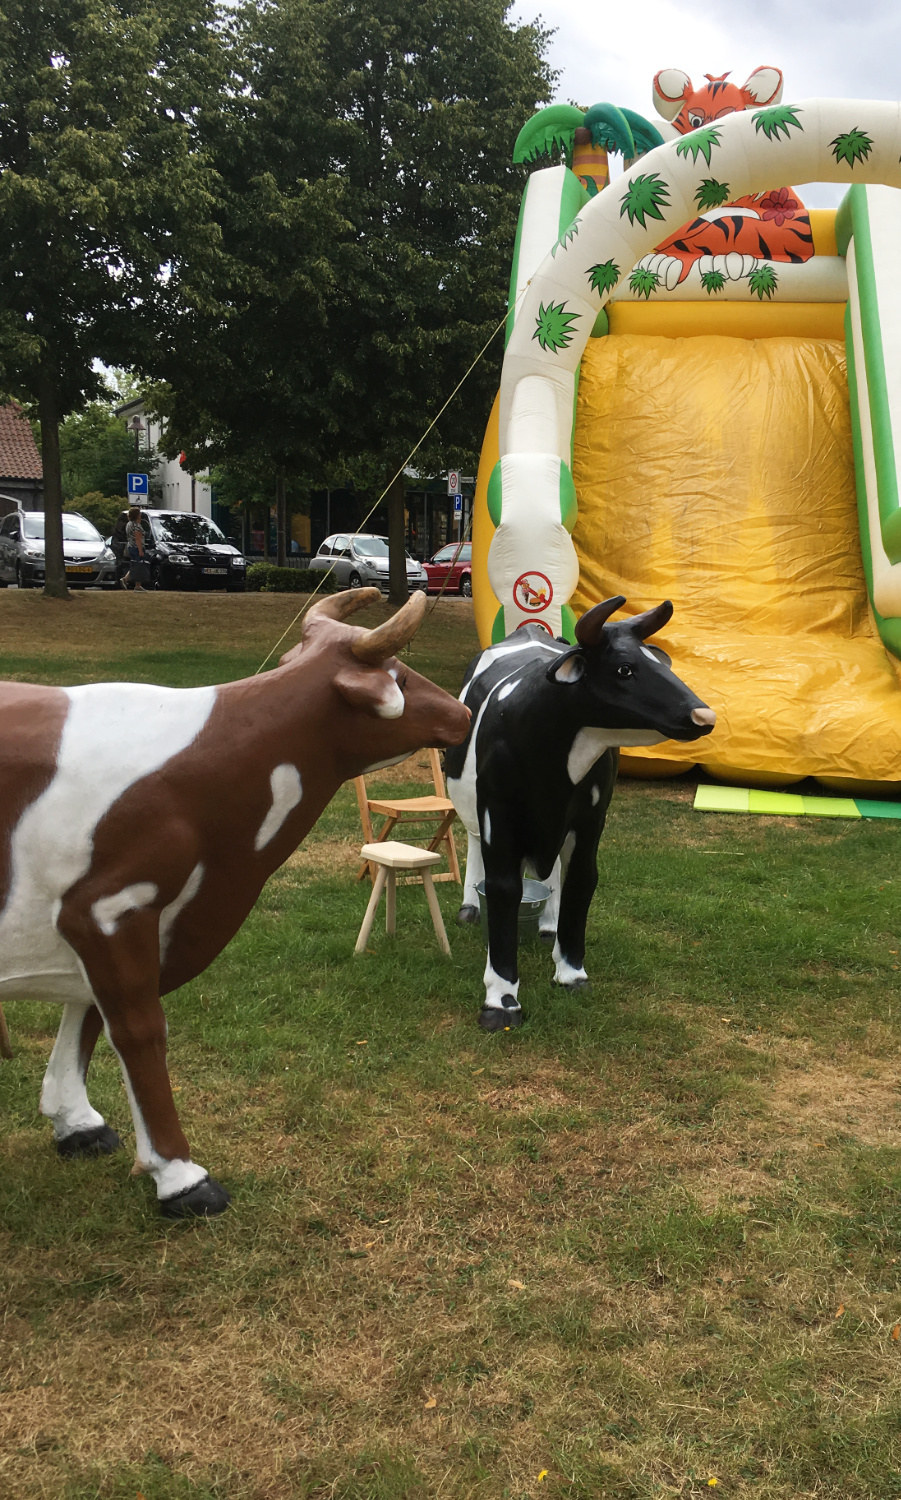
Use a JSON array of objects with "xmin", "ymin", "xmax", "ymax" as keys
[{"xmin": 490, "ymin": 98, "xmax": 901, "ymax": 639}]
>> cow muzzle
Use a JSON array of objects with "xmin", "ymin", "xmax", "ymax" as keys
[{"xmin": 691, "ymin": 707, "xmax": 716, "ymax": 729}]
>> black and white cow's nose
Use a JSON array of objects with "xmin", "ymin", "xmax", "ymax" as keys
[{"xmin": 691, "ymin": 707, "xmax": 716, "ymax": 727}]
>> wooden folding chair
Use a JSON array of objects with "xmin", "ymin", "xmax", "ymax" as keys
[{"xmin": 355, "ymin": 747, "xmax": 461, "ymax": 886}]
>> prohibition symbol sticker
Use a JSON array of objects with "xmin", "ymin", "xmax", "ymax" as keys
[
  {"xmin": 516, "ymin": 618, "xmax": 552, "ymax": 634},
  {"xmin": 514, "ymin": 570, "xmax": 553, "ymax": 612}
]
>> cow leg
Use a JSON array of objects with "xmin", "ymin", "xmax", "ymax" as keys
[
  {"xmin": 457, "ymin": 829, "xmax": 484, "ymax": 925},
  {"xmin": 40, "ymin": 1002, "xmax": 122, "ymax": 1158},
  {"xmin": 480, "ymin": 843, "xmax": 524, "ymax": 1031},
  {"xmin": 539, "ymin": 855, "xmax": 563, "ymax": 945},
  {"xmin": 56, "ymin": 904, "xmax": 230, "ymax": 1217},
  {"xmin": 553, "ymin": 821, "xmax": 601, "ymax": 991}
]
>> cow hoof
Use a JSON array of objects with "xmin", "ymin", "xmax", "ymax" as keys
[
  {"xmin": 478, "ymin": 1003, "xmax": 523, "ymax": 1032},
  {"xmin": 159, "ymin": 1175, "xmax": 231, "ymax": 1219},
  {"xmin": 56, "ymin": 1124, "xmax": 121, "ymax": 1159},
  {"xmin": 539, "ymin": 929, "xmax": 556, "ymax": 946},
  {"xmin": 457, "ymin": 904, "xmax": 480, "ymax": 925},
  {"xmin": 556, "ymin": 976, "xmax": 591, "ymax": 992}
]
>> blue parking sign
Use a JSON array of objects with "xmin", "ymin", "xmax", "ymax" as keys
[
  {"xmin": 127, "ymin": 472, "xmax": 148, "ymax": 496},
  {"xmin": 453, "ymin": 494, "xmax": 462, "ymax": 516}
]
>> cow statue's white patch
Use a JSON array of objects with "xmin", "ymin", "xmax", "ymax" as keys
[
  {"xmin": 91, "ymin": 883, "xmax": 159, "ymax": 937},
  {"xmin": 254, "ymin": 763, "xmax": 303, "ymax": 851},
  {"xmin": 374, "ymin": 680, "xmax": 405, "ymax": 719},
  {"xmin": 159, "ymin": 862, "xmax": 205, "ymax": 963},
  {"xmin": 482, "ymin": 808, "xmax": 492, "ymax": 847},
  {"xmin": 590, "ymin": 784, "xmax": 601, "ymax": 806},
  {"xmin": 39, "ymin": 1001, "xmax": 107, "ymax": 1139},
  {"xmin": 566, "ymin": 725, "xmax": 663, "ymax": 784},
  {"xmin": 0, "ymin": 682, "xmax": 217, "ymax": 1004},
  {"xmin": 553, "ymin": 940, "xmax": 588, "ymax": 988},
  {"xmin": 483, "ymin": 958, "xmax": 520, "ymax": 1012},
  {"xmin": 497, "ymin": 677, "xmax": 521, "ymax": 701}
]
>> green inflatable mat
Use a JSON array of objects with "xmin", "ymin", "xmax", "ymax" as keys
[{"xmin": 694, "ymin": 785, "xmax": 901, "ymax": 819}]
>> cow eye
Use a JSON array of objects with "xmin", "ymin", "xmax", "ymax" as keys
[{"xmin": 616, "ymin": 664, "xmax": 633, "ymax": 679}]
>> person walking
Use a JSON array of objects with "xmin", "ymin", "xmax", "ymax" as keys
[{"xmin": 121, "ymin": 507, "xmax": 150, "ymax": 591}]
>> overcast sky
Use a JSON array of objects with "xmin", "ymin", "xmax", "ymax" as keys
[{"xmin": 513, "ymin": 0, "xmax": 901, "ymax": 207}]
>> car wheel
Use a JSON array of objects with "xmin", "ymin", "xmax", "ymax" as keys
[
  {"xmin": 16, "ymin": 563, "xmax": 33, "ymax": 590},
  {"xmin": 348, "ymin": 571, "xmax": 363, "ymax": 588},
  {"xmin": 460, "ymin": 573, "xmax": 473, "ymax": 598}
]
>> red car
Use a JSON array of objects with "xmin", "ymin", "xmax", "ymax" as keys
[{"xmin": 424, "ymin": 541, "xmax": 472, "ymax": 597}]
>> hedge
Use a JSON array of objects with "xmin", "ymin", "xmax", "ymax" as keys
[{"xmin": 246, "ymin": 564, "xmax": 338, "ymax": 594}]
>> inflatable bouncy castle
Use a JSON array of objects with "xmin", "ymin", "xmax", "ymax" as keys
[{"xmin": 473, "ymin": 70, "xmax": 901, "ymax": 792}]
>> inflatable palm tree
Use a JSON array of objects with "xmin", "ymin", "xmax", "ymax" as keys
[{"xmin": 513, "ymin": 102, "xmax": 664, "ymax": 195}]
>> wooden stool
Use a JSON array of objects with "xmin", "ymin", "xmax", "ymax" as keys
[
  {"xmin": 354, "ymin": 842, "xmax": 451, "ymax": 956},
  {"xmin": 0, "ymin": 1002, "xmax": 11, "ymax": 1060}
]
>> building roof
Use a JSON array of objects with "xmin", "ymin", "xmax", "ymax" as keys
[{"xmin": 0, "ymin": 403, "xmax": 42, "ymax": 481}]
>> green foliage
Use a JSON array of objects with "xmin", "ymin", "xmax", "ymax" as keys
[
  {"xmin": 753, "ymin": 104, "xmax": 804, "ymax": 141},
  {"xmin": 749, "ymin": 263, "xmax": 779, "ymax": 300},
  {"xmin": 582, "ymin": 101, "xmax": 634, "ymax": 155},
  {"xmin": 617, "ymin": 106, "xmax": 665, "ymax": 156},
  {"xmin": 628, "ymin": 267, "xmax": 660, "ymax": 300},
  {"xmin": 675, "ymin": 127, "xmax": 722, "ymax": 166},
  {"xmin": 551, "ymin": 221, "xmax": 579, "ymax": 258},
  {"xmin": 70, "ymin": 492, "xmax": 127, "ymax": 536},
  {"xmin": 512, "ymin": 101, "xmax": 583, "ymax": 164},
  {"xmin": 587, "ymin": 259, "xmax": 621, "ymax": 296},
  {"xmin": 831, "ymin": 128, "xmax": 874, "ymax": 167},
  {"xmin": 701, "ymin": 270, "xmax": 727, "ymax": 295},
  {"xmin": 532, "ymin": 300, "xmax": 579, "ymax": 353},
  {"xmin": 695, "ymin": 177, "xmax": 731, "ymax": 212},
  {"xmin": 59, "ymin": 402, "xmax": 154, "ymax": 504},
  {"xmin": 246, "ymin": 564, "xmax": 337, "ymax": 594},
  {"xmin": 619, "ymin": 172, "xmax": 670, "ymax": 228}
]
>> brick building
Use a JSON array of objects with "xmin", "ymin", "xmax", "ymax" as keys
[{"xmin": 0, "ymin": 403, "xmax": 43, "ymax": 515}]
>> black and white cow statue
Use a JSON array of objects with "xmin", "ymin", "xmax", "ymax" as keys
[{"xmin": 445, "ymin": 596, "xmax": 716, "ymax": 1030}]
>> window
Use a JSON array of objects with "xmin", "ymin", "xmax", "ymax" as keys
[
  {"xmin": 0, "ymin": 515, "xmax": 19, "ymax": 537},
  {"xmin": 317, "ymin": 539, "xmax": 334, "ymax": 556},
  {"xmin": 333, "ymin": 535, "xmax": 350, "ymax": 557},
  {"xmin": 149, "ymin": 514, "xmax": 226, "ymax": 546},
  {"xmin": 352, "ymin": 536, "xmax": 390, "ymax": 557},
  {"xmin": 433, "ymin": 546, "xmax": 455, "ymax": 564},
  {"xmin": 22, "ymin": 513, "xmax": 102, "ymax": 542}
]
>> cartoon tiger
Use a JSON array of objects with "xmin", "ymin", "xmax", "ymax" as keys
[{"xmin": 637, "ymin": 66, "xmax": 813, "ymax": 291}]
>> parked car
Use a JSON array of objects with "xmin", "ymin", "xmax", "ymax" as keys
[
  {"xmin": 308, "ymin": 533, "xmax": 428, "ymax": 593},
  {"xmin": 110, "ymin": 509, "xmax": 247, "ymax": 592},
  {"xmin": 424, "ymin": 541, "xmax": 472, "ymax": 597},
  {"xmin": 0, "ymin": 509, "xmax": 118, "ymax": 589}
]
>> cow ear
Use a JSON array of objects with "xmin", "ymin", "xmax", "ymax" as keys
[
  {"xmin": 629, "ymin": 599, "xmax": 674, "ymax": 639},
  {"xmin": 334, "ymin": 667, "xmax": 405, "ymax": 720},
  {"xmin": 641, "ymin": 643, "xmax": 672, "ymax": 668},
  {"xmin": 742, "ymin": 66, "xmax": 783, "ymax": 106},
  {"xmin": 653, "ymin": 68, "xmax": 691, "ymax": 120},
  {"xmin": 546, "ymin": 649, "xmax": 586, "ymax": 684}
]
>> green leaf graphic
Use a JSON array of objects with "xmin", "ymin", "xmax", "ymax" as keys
[
  {"xmin": 629, "ymin": 267, "xmax": 660, "ymax": 300},
  {"xmin": 831, "ymin": 128, "xmax": 874, "ymax": 167},
  {"xmin": 551, "ymin": 221, "xmax": 580, "ymax": 258},
  {"xmin": 700, "ymin": 270, "xmax": 727, "ymax": 295},
  {"xmin": 532, "ymin": 300, "xmax": 580, "ymax": 353},
  {"xmin": 695, "ymin": 178, "xmax": 731, "ymax": 212},
  {"xmin": 587, "ymin": 259, "xmax": 620, "ymax": 295},
  {"xmin": 748, "ymin": 264, "xmax": 778, "ymax": 300},
  {"xmin": 753, "ymin": 105, "xmax": 803, "ymax": 141},
  {"xmin": 619, "ymin": 172, "xmax": 670, "ymax": 228},
  {"xmin": 675, "ymin": 127, "xmax": 722, "ymax": 166}
]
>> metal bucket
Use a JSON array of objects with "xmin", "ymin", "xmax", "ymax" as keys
[{"xmin": 475, "ymin": 879, "xmax": 551, "ymax": 945}]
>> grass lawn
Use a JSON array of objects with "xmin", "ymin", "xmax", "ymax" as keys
[{"xmin": 2, "ymin": 592, "xmax": 901, "ymax": 1500}]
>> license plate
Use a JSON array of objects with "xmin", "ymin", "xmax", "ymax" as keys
[
  {"xmin": 202, "ymin": 567, "xmax": 227, "ymax": 575},
  {"xmin": 65, "ymin": 565, "xmax": 93, "ymax": 574}
]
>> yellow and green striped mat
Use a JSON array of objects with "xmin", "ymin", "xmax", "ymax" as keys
[{"xmin": 694, "ymin": 785, "xmax": 901, "ymax": 819}]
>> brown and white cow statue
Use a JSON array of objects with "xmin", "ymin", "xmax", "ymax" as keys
[{"xmin": 0, "ymin": 589, "xmax": 470, "ymax": 1217}]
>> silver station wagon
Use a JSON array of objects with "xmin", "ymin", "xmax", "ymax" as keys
[{"xmin": 309, "ymin": 533, "xmax": 427, "ymax": 593}]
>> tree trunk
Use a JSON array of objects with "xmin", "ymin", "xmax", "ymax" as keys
[
  {"xmin": 263, "ymin": 503, "xmax": 271, "ymax": 559},
  {"xmin": 37, "ymin": 361, "xmax": 68, "ymax": 601},
  {"xmin": 276, "ymin": 474, "xmax": 286, "ymax": 568},
  {"xmin": 387, "ymin": 471, "xmax": 408, "ymax": 606}
]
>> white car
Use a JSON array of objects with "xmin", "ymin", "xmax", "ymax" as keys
[
  {"xmin": 0, "ymin": 510, "xmax": 118, "ymax": 589},
  {"xmin": 308, "ymin": 533, "xmax": 428, "ymax": 593}
]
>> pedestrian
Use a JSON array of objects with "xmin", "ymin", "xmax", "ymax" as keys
[{"xmin": 121, "ymin": 507, "xmax": 150, "ymax": 592}]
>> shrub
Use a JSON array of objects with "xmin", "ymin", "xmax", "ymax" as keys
[
  {"xmin": 72, "ymin": 492, "xmax": 127, "ymax": 536},
  {"xmin": 246, "ymin": 563, "xmax": 338, "ymax": 594}
]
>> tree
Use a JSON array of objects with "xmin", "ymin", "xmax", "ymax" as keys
[
  {"xmin": 150, "ymin": 0, "xmax": 554, "ymax": 596},
  {"xmin": 59, "ymin": 401, "xmax": 155, "ymax": 504},
  {"xmin": 0, "ymin": 0, "xmax": 225, "ymax": 598}
]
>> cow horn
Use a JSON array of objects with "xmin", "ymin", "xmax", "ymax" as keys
[
  {"xmin": 574, "ymin": 595, "xmax": 626, "ymax": 647},
  {"xmin": 351, "ymin": 589, "xmax": 427, "ymax": 663},
  {"xmin": 303, "ymin": 587, "xmax": 382, "ymax": 631},
  {"xmin": 629, "ymin": 600, "xmax": 674, "ymax": 639}
]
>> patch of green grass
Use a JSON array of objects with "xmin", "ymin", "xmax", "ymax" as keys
[{"xmin": 4, "ymin": 604, "xmax": 901, "ymax": 1498}]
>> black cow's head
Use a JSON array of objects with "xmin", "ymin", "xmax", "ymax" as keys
[{"xmin": 546, "ymin": 596, "xmax": 716, "ymax": 742}]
